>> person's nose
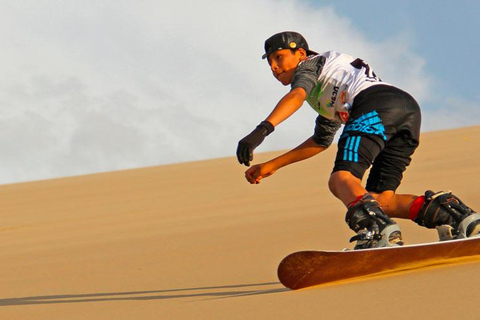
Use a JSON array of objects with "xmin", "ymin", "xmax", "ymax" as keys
[{"xmin": 270, "ymin": 60, "xmax": 278, "ymax": 72}]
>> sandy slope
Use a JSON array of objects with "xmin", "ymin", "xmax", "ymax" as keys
[{"xmin": 1, "ymin": 125, "xmax": 479, "ymax": 319}]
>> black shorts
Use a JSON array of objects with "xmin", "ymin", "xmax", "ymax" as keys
[{"xmin": 333, "ymin": 84, "xmax": 421, "ymax": 192}]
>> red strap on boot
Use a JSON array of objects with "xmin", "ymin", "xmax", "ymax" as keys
[
  {"xmin": 409, "ymin": 196, "xmax": 425, "ymax": 221},
  {"xmin": 348, "ymin": 195, "xmax": 365, "ymax": 208}
]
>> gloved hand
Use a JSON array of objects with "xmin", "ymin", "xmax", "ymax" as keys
[{"xmin": 236, "ymin": 121, "xmax": 274, "ymax": 166}]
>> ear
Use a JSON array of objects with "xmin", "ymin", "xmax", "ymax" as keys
[{"xmin": 297, "ymin": 48, "xmax": 307, "ymax": 60}]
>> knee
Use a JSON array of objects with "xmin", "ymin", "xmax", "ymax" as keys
[
  {"xmin": 328, "ymin": 172, "xmax": 339, "ymax": 196},
  {"xmin": 328, "ymin": 171, "xmax": 352, "ymax": 198},
  {"xmin": 329, "ymin": 170, "xmax": 368, "ymax": 206}
]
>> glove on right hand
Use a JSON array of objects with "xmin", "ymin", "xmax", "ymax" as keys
[{"xmin": 236, "ymin": 121, "xmax": 274, "ymax": 166}]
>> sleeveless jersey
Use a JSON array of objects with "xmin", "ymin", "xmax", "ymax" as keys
[{"xmin": 291, "ymin": 51, "xmax": 387, "ymax": 123}]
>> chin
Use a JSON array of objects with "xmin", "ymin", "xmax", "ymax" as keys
[{"xmin": 274, "ymin": 74, "xmax": 292, "ymax": 86}]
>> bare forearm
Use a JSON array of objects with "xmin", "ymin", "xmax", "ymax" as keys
[
  {"xmin": 269, "ymin": 137, "xmax": 326, "ymax": 169},
  {"xmin": 244, "ymin": 137, "xmax": 327, "ymax": 184},
  {"xmin": 265, "ymin": 87, "xmax": 306, "ymax": 126}
]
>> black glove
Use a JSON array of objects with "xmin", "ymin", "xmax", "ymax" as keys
[{"xmin": 236, "ymin": 121, "xmax": 274, "ymax": 166}]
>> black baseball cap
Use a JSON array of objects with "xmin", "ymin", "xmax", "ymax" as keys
[{"xmin": 262, "ymin": 31, "xmax": 318, "ymax": 59}]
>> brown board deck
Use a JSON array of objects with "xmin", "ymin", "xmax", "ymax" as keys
[{"xmin": 278, "ymin": 237, "xmax": 480, "ymax": 290}]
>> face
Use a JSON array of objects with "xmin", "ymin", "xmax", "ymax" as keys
[{"xmin": 268, "ymin": 48, "xmax": 306, "ymax": 85}]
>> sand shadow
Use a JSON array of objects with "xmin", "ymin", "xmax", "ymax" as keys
[{"xmin": 0, "ymin": 282, "xmax": 288, "ymax": 307}]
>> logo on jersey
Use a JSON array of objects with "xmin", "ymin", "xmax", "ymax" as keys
[
  {"xmin": 327, "ymin": 86, "xmax": 339, "ymax": 108},
  {"xmin": 341, "ymin": 110, "xmax": 387, "ymax": 141}
]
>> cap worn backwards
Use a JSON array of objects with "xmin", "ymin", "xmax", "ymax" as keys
[{"xmin": 262, "ymin": 31, "xmax": 318, "ymax": 60}]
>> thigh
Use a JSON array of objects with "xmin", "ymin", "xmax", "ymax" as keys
[
  {"xmin": 366, "ymin": 131, "xmax": 419, "ymax": 192},
  {"xmin": 333, "ymin": 133, "xmax": 383, "ymax": 180}
]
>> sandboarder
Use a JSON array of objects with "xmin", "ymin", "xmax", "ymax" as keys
[{"xmin": 236, "ymin": 31, "xmax": 480, "ymax": 249}]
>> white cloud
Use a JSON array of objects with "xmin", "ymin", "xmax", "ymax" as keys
[{"xmin": 0, "ymin": 0, "xmax": 441, "ymax": 183}]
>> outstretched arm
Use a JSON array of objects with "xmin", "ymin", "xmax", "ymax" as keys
[
  {"xmin": 265, "ymin": 87, "xmax": 307, "ymax": 126},
  {"xmin": 236, "ymin": 87, "xmax": 307, "ymax": 166},
  {"xmin": 245, "ymin": 136, "xmax": 327, "ymax": 184}
]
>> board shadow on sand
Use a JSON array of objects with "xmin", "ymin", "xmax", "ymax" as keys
[{"xmin": 0, "ymin": 282, "xmax": 287, "ymax": 306}]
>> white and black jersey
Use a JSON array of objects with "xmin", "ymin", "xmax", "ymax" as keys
[
  {"xmin": 290, "ymin": 51, "xmax": 388, "ymax": 148},
  {"xmin": 292, "ymin": 51, "xmax": 386, "ymax": 124}
]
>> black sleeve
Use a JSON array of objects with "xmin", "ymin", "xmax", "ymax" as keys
[{"xmin": 312, "ymin": 115, "xmax": 342, "ymax": 148}]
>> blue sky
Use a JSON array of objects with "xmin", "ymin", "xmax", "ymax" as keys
[
  {"xmin": 313, "ymin": 0, "xmax": 480, "ymax": 117},
  {"xmin": 0, "ymin": 0, "xmax": 479, "ymax": 184}
]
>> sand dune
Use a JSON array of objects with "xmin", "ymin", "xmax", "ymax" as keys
[{"xmin": 1, "ymin": 125, "xmax": 479, "ymax": 319}]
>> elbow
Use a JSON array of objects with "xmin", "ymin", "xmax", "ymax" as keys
[{"xmin": 311, "ymin": 136, "xmax": 331, "ymax": 149}]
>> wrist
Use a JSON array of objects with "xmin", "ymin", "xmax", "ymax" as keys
[
  {"xmin": 257, "ymin": 121, "xmax": 275, "ymax": 136},
  {"xmin": 269, "ymin": 157, "xmax": 285, "ymax": 171}
]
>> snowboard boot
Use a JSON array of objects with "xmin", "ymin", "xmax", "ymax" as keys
[
  {"xmin": 414, "ymin": 190, "xmax": 480, "ymax": 241},
  {"xmin": 345, "ymin": 194, "xmax": 404, "ymax": 250}
]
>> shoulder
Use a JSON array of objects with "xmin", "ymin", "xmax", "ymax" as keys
[
  {"xmin": 297, "ymin": 51, "xmax": 355, "ymax": 73},
  {"xmin": 291, "ymin": 56, "xmax": 323, "ymax": 93},
  {"xmin": 299, "ymin": 54, "xmax": 326, "ymax": 71},
  {"xmin": 294, "ymin": 54, "xmax": 327, "ymax": 81}
]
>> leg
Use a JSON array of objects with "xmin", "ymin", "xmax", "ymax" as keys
[
  {"xmin": 366, "ymin": 125, "xmax": 480, "ymax": 238},
  {"xmin": 328, "ymin": 171, "xmax": 417, "ymax": 219},
  {"xmin": 328, "ymin": 170, "xmax": 365, "ymax": 206},
  {"xmin": 329, "ymin": 171, "xmax": 404, "ymax": 249},
  {"xmin": 370, "ymin": 190, "xmax": 417, "ymax": 219},
  {"xmin": 330, "ymin": 85, "xmax": 421, "ymax": 248}
]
